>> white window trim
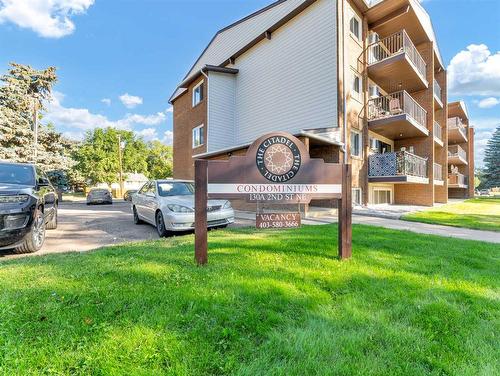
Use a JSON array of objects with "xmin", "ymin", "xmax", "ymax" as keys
[
  {"xmin": 350, "ymin": 129, "xmax": 362, "ymax": 158},
  {"xmin": 192, "ymin": 80, "xmax": 204, "ymax": 107},
  {"xmin": 352, "ymin": 188, "xmax": 362, "ymax": 206},
  {"xmin": 351, "ymin": 70, "xmax": 362, "ymax": 101},
  {"xmin": 371, "ymin": 187, "xmax": 393, "ymax": 205},
  {"xmin": 349, "ymin": 9, "xmax": 362, "ymax": 42},
  {"xmin": 192, "ymin": 124, "xmax": 204, "ymax": 148}
]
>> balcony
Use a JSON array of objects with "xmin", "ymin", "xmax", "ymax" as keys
[
  {"xmin": 448, "ymin": 173, "xmax": 468, "ymax": 188},
  {"xmin": 369, "ymin": 151, "xmax": 429, "ymax": 184},
  {"xmin": 448, "ymin": 145, "xmax": 467, "ymax": 165},
  {"xmin": 433, "ymin": 79, "xmax": 443, "ymax": 109},
  {"xmin": 367, "ymin": 30, "xmax": 428, "ymax": 93},
  {"xmin": 434, "ymin": 163, "xmax": 444, "ymax": 185},
  {"xmin": 434, "ymin": 121, "xmax": 443, "ymax": 146},
  {"xmin": 368, "ymin": 91, "xmax": 428, "ymax": 140},
  {"xmin": 448, "ymin": 117, "xmax": 468, "ymax": 143}
]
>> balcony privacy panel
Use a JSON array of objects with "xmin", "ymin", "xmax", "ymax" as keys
[
  {"xmin": 369, "ymin": 152, "xmax": 427, "ymax": 178},
  {"xmin": 369, "ymin": 152, "xmax": 398, "ymax": 176}
]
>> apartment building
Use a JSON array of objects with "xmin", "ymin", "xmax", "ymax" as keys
[
  {"xmin": 169, "ymin": 0, "xmax": 474, "ymax": 206},
  {"xmin": 447, "ymin": 101, "xmax": 475, "ymax": 198}
]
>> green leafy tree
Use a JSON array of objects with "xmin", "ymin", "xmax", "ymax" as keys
[
  {"xmin": 0, "ymin": 63, "xmax": 57, "ymax": 162},
  {"xmin": 146, "ymin": 141, "xmax": 173, "ymax": 179},
  {"xmin": 73, "ymin": 128, "xmax": 149, "ymax": 185},
  {"xmin": 482, "ymin": 125, "xmax": 500, "ymax": 189}
]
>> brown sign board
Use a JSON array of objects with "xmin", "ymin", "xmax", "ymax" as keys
[
  {"xmin": 194, "ymin": 132, "xmax": 352, "ymax": 265},
  {"xmin": 256, "ymin": 212, "xmax": 301, "ymax": 229}
]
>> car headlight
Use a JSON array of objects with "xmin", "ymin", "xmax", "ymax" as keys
[
  {"xmin": 167, "ymin": 204, "xmax": 194, "ymax": 213},
  {"xmin": 3, "ymin": 214, "xmax": 29, "ymax": 229},
  {"xmin": 223, "ymin": 200, "xmax": 232, "ymax": 209},
  {"xmin": 0, "ymin": 195, "xmax": 30, "ymax": 204}
]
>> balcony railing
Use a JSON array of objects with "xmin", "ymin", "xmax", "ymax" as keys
[
  {"xmin": 434, "ymin": 163, "xmax": 443, "ymax": 181},
  {"xmin": 448, "ymin": 117, "xmax": 467, "ymax": 139},
  {"xmin": 448, "ymin": 173, "xmax": 467, "ymax": 187},
  {"xmin": 369, "ymin": 151, "xmax": 428, "ymax": 178},
  {"xmin": 368, "ymin": 91, "xmax": 427, "ymax": 128},
  {"xmin": 433, "ymin": 79, "xmax": 442, "ymax": 102},
  {"xmin": 448, "ymin": 145, "xmax": 467, "ymax": 161},
  {"xmin": 434, "ymin": 121, "xmax": 442, "ymax": 142},
  {"xmin": 368, "ymin": 29, "xmax": 426, "ymax": 79}
]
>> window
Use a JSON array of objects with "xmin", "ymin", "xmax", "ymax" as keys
[
  {"xmin": 192, "ymin": 125, "xmax": 204, "ymax": 148},
  {"xmin": 369, "ymin": 137, "xmax": 392, "ymax": 154},
  {"xmin": 352, "ymin": 71, "xmax": 362, "ymax": 100},
  {"xmin": 158, "ymin": 182, "xmax": 195, "ymax": 197},
  {"xmin": 373, "ymin": 189, "xmax": 391, "ymax": 205},
  {"xmin": 349, "ymin": 12, "xmax": 361, "ymax": 41},
  {"xmin": 352, "ymin": 188, "xmax": 362, "ymax": 206},
  {"xmin": 351, "ymin": 130, "xmax": 362, "ymax": 157},
  {"xmin": 192, "ymin": 81, "xmax": 204, "ymax": 107}
]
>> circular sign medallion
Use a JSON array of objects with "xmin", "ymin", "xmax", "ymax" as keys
[{"xmin": 256, "ymin": 136, "xmax": 301, "ymax": 182}]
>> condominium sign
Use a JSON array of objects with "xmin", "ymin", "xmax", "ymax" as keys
[{"xmin": 194, "ymin": 132, "xmax": 352, "ymax": 265}]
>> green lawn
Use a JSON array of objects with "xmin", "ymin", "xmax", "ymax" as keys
[
  {"xmin": 0, "ymin": 225, "xmax": 499, "ymax": 375},
  {"xmin": 403, "ymin": 197, "xmax": 500, "ymax": 232}
]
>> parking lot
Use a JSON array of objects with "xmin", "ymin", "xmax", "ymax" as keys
[{"xmin": 0, "ymin": 201, "xmax": 251, "ymax": 261}]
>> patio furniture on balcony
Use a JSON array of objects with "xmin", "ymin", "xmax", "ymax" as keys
[
  {"xmin": 448, "ymin": 144, "xmax": 467, "ymax": 165},
  {"xmin": 448, "ymin": 172, "xmax": 468, "ymax": 188},
  {"xmin": 367, "ymin": 29, "xmax": 428, "ymax": 93},
  {"xmin": 447, "ymin": 117, "xmax": 468, "ymax": 143},
  {"xmin": 368, "ymin": 91, "xmax": 428, "ymax": 140},
  {"xmin": 368, "ymin": 151, "xmax": 429, "ymax": 184}
]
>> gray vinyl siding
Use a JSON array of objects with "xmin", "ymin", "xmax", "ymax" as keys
[
  {"xmin": 185, "ymin": 0, "xmax": 308, "ymax": 82},
  {"xmin": 235, "ymin": 0, "xmax": 337, "ymax": 145},
  {"xmin": 206, "ymin": 0, "xmax": 337, "ymax": 153},
  {"xmin": 207, "ymin": 72, "xmax": 236, "ymax": 152}
]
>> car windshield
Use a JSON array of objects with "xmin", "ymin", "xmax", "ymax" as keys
[
  {"xmin": 157, "ymin": 182, "xmax": 194, "ymax": 197},
  {"xmin": 0, "ymin": 163, "xmax": 35, "ymax": 185}
]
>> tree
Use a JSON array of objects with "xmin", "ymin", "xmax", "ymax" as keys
[
  {"xmin": 146, "ymin": 141, "xmax": 173, "ymax": 179},
  {"xmin": 482, "ymin": 125, "xmax": 500, "ymax": 189},
  {"xmin": 73, "ymin": 128, "xmax": 149, "ymax": 185},
  {"xmin": 0, "ymin": 63, "xmax": 57, "ymax": 162}
]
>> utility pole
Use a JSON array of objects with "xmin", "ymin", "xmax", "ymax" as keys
[
  {"xmin": 32, "ymin": 97, "xmax": 38, "ymax": 163},
  {"xmin": 117, "ymin": 134, "xmax": 124, "ymax": 198}
]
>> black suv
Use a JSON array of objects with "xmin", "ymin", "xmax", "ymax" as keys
[{"xmin": 0, "ymin": 162, "xmax": 58, "ymax": 253}]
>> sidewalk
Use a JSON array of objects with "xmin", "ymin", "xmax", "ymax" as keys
[{"xmin": 234, "ymin": 210, "xmax": 500, "ymax": 244}]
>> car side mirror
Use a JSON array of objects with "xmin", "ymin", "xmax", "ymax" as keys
[{"xmin": 37, "ymin": 178, "xmax": 50, "ymax": 187}]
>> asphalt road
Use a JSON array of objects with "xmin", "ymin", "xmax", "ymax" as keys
[{"xmin": 0, "ymin": 201, "xmax": 250, "ymax": 261}]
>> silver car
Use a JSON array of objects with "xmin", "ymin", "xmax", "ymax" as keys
[
  {"xmin": 86, "ymin": 188, "xmax": 113, "ymax": 205},
  {"xmin": 131, "ymin": 180, "xmax": 234, "ymax": 236}
]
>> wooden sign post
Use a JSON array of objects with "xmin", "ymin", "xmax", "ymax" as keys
[{"xmin": 194, "ymin": 132, "xmax": 352, "ymax": 265}]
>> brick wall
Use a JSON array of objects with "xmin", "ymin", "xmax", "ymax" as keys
[{"xmin": 172, "ymin": 78, "xmax": 207, "ymax": 180}]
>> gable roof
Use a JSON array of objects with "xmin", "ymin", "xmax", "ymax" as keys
[{"xmin": 169, "ymin": 0, "xmax": 310, "ymax": 103}]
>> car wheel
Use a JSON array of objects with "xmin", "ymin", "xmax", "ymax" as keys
[
  {"xmin": 133, "ymin": 206, "xmax": 143, "ymax": 225},
  {"xmin": 46, "ymin": 206, "xmax": 58, "ymax": 230},
  {"xmin": 155, "ymin": 210, "xmax": 169, "ymax": 237},
  {"xmin": 14, "ymin": 208, "xmax": 46, "ymax": 254}
]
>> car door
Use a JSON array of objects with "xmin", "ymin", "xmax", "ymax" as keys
[
  {"xmin": 143, "ymin": 181, "xmax": 158, "ymax": 224},
  {"xmin": 134, "ymin": 182, "xmax": 150, "ymax": 221},
  {"xmin": 36, "ymin": 167, "xmax": 56, "ymax": 220}
]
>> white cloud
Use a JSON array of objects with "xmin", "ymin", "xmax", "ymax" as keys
[
  {"xmin": 166, "ymin": 106, "xmax": 173, "ymax": 113},
  {"xmin": 0, "ymin": 0, "xmax": 94, "ymax": 38},
  {"xmin": 477, "ymin": 97, "xmax": 500, "ymax": 109},
  {"xmin": 119, "ymin": 93, "xmax": 143, "ymax": 109},
  {"xmin": 135, "ymin": 128, "xmax": 158, "ymax": 141},
  {"xmin": 448, "ymin": 44, "xmax": 500, "ymax": 96},
  {"xmin": 101, "ymin": 98, "xmax": 111, "ymax": 106},
  {"xmin": 44, "ymin": 93, "xmax": 169, "ymax": 142},
  {"xmin": 471, "ymin": 117, "xmax": 500, "ymax": 168},
  {"xmin": 162, "ymin": 131, "xmax": 173, "ymax": 146}
]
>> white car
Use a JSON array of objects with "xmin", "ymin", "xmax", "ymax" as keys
[{"xmin": 131, "ymin": 179, "xmax": 234, "ymax": 236}]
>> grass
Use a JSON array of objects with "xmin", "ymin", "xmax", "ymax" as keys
[
  {"xmin": 403, "ymin": 197, "xmax": 500, "ymax": 232},
  {"xmin": 0, "ymin": 224, "xmax": 499, "ymax": 375}
]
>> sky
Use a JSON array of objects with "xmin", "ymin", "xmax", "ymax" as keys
[{"xmin": 0, "ymin": 0, "xmax": 498, "ymax": 167}]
